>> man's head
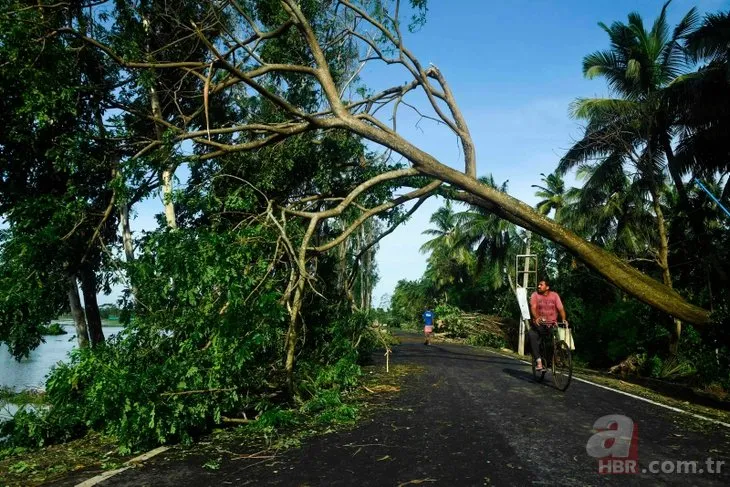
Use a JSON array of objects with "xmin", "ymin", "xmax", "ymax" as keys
[{"xmin": 537, "ymin": 278, "xmax": 551, "ymax": 294}]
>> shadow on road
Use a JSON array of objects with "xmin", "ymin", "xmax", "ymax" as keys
[{"xmin": 501, "ymin": 366, "xmax": 555, "ymax": 389}]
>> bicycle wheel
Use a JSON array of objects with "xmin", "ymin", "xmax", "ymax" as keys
[{"xmin": 552, "ymin": 340, "xmax": 573, "ymax": 391}]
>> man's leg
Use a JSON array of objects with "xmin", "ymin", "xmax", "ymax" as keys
[{"xmin": 527, "ymin": 327, "xmax": 542, "ymax": 368}]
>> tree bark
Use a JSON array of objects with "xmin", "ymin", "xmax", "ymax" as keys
[
  {"xmin": 151, "ymin": 85, "xmax": 177, "ymax": 229},
  {"xmin": 651, "ymin": 191, "xmax": 681, "ymax": 355},
  {"xmin": 360, "ymin": 224, "xmax": 367, "ymax": 309},
  {"xmin": 283, "ymin": 218, "xmax": 318, "ymax": 396},
  {"xmin": 284, "ymin": 275, "xmax": 305, "ymax": 396},
  {"xmin": 161, "ymin": 163, "xmax": 177, "ymax": 229},
  {"xmin": 143, "ymin": 14, "xmax": 177, "ymax": 229},
  {"xmin": 80, "ymin": 267, "xmax": 105, "ymax": 346},
  {"xmin": 120, "ymin": 203, "xmax": 135, "ymax": 263},
  {"xmin": 337, "ymin": 224, "xmax": 347, "ymax": 292},
  {"xmin": 342, "ymin": 116, "xmax": 710, "ymax": 325},
  {"xmin": 67, "ymin": 275, "xmax": 89, "ymax": 349}
]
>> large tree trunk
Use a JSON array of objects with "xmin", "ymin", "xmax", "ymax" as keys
[
  {"xmin": 652, "ymin": 191, "xmax": 681, "ymax": 355},
  {"xmin": 284, "ymin": 219, "xmax": 318, "ymax": 396},
  {"xmin": 143, "ymin": 14, "xmax": 177, "ymax": 229},
  {"xmin": 284, "ymin": 276, "xmax": 306, "ymax": 396},
  {"xmin": 120, "ymin": 203, "xmax": 135, "ymax": 263},
  {"xmin": 359, "ymin": 224, "xmax": 366, "ymax": 309},
  {"xmin": 80, "ymin": 268, "xmax": 105, "ymax": 346},
  {"xmin": 150, "ymin": 84, "xmax": 178, "ymax": 229},
  {"xmin": 364, "ymin": 245, "xmax": 371, "ymax": 310},
  {"xmin": 344, "ymin": 116, "xmax": 710, "ymax": 325},
  {"xmin": 119, "ymin": 202, "xmax": 143, "ymax": 304},
  {"xmin": 67, "ymin": 275, "xmax": 89, "ymax": 349},
  {"xmin": 161, "ymin": 164, "xmax": 177, "ymax": 229},
  {"xmin": 337, "ymin": 224, "xmax": 347, "ymax": 292}
]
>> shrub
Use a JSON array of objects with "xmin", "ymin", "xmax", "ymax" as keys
[{"xmin": 467, "ymin": 332, "xmax": 506, "ymax": 349}]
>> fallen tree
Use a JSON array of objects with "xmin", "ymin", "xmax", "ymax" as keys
[{"xmin": 56, "ymin": 0, "xmax": 710, "ymax": 328}]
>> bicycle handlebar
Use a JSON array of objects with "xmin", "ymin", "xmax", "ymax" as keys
[{"xmin": 535, "ymin": 321, "xmax": 571, "ymax": 328}]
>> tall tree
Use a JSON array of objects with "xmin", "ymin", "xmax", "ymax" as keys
[
  {"xmin": 558, "ymin": 1, "xmax": 699, "ymax": 352},
  {"xmin": 0, "ymin": 0, "xmax": 119, "ymax": 353},
  {"xmin": 532, "ymin": 172, "xmax": 568, "ymax": 219},
  {"xmin": 455, "ymin": 176, "xmax": 517, "ymax": 290},
  {"xmin": 60, "ymin": 0, "xmax": 713, "ymax": 329},
  {"xmin": 667, "ymin": 11, "xmax": 730, "ymax": 201}
]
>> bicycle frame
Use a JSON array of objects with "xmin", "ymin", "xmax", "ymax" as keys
[{"xmin": 531, "ymin": 322, "xmax": 573, "ymax": 391}]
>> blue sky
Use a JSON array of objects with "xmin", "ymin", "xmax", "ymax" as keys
[
  {"xmin": 89, "ymin": 0, "xmax": 726, "ymax": 305},
  {"xmin": 362, "ymin": 0, "xmax": 728, "ymax": 307}
]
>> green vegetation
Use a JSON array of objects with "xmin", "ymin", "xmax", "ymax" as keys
[
  {"xmin": 0, "ymin": 0, "xmax": 728, "ymax": 472},
  {"xmin": 37, "ymin": 323, "xmax": 67, "ymax": 336},
  {"xmin": 0, "ymin": 363, "xmax": 412, "ymax": 487},
  {"xmin": 388, "ymin": 3, "xmax": 730, "ymax": 392},
  {"xmin": 0, "ymin": 387, "xmax": 47, "ymax": 407}
]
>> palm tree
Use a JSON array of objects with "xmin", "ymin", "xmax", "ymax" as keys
[
  {"xmin": 561, "ymin": 1, "xmax": 698, "ymax": 197},
  {"xmin": 420, "ymin": 200, "xmax": 472, "ymax": 301},
  {"xmin": 420, "ymin": 200, "xmax": 462, "ymax": 254},
  {"xmin": 667, "ymin": 11, "xmax": 730, "ymax": 201},
  {"xmin": 559, "ymin": 1, "xmax": 698, "ymax": 354},
  {"xmin": 562, "ymin": 165, "xmax": 656, "ymax": 258},
  {"xmin": 454, "ymin": 176, "xmax": 518, "ymax": 290},
  {"xmin": 532, "ymin": 172, "xmax": 567, "ymax": 219}
]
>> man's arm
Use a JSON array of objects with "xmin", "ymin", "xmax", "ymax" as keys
[{"xmin": 529, "ymin": 293, "xmax": 539, "ymax": 325}]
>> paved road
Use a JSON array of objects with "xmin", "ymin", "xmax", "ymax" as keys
[{"xmin": 65, "ymin": 333, "xmax": 730, "ymax": 486}]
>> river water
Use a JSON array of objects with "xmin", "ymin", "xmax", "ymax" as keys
[
  {"xmin": 0, "ymin": 321, "xmax": 124, "ymax": 391},
  {"xmin": 0, "ymin": 322, "xmax": 124, "ymax": 423}
]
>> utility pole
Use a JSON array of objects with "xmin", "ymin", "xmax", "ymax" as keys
[{"xmin": 515, "ymin": 232, "xmax": 536, "ymax": 355}]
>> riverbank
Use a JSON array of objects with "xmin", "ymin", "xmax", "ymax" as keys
[
  {"xmin": 0, "ymin": 387, "xmax": 46, "ymax": 406},
  {"xmin": 0, "ymin": 323, "xmax": 124, "ymax": 392}
]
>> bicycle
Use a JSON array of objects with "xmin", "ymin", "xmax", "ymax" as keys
[{"xmin": 531, "ymin": 321, "xmax": 573, "ymax": 391}]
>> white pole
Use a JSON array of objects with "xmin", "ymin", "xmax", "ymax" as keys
[
  {"xmin": 518, "ymin": 318, "xmax": 526, "ymax": 356},
  {"xmin": 517, "ymin": 232, "xmax": 532, "ymax": 356}
]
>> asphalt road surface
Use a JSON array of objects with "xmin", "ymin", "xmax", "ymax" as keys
[{"xmin": 59, "ymin": 332, "xmax": 730, "ymax": 486}]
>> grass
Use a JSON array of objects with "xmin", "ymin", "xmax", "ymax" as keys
[
  {"xmin": 0, "ymin": 358, "xmax": 419, "ymax": 487},
  {"xmin": 0, "ymin": 433, "xmax": 127, "ymax": 487}
]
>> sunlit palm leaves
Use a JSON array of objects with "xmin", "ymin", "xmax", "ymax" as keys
[
  {"xmin": 532, "ymin": 172, "xmax": 567, "ymax": 219},
  {"xmin": 666, "ymin": 12, "xmax": 730, "ymax": 191},
  {"xmin": 561, "ymin": 2, "xmax": 699, "ymax": 198},
  {"xmin": 420, "ymin": 177, "xmax": 517, "ymax": 293},
  {"xmin": 454, "ymin": 176, "xmax": 518, "ymax": 290}
]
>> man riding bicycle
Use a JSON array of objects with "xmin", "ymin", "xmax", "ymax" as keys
[{"xmin": 528, "ymin": 278, "xmax": 568, "ymax": 372}]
